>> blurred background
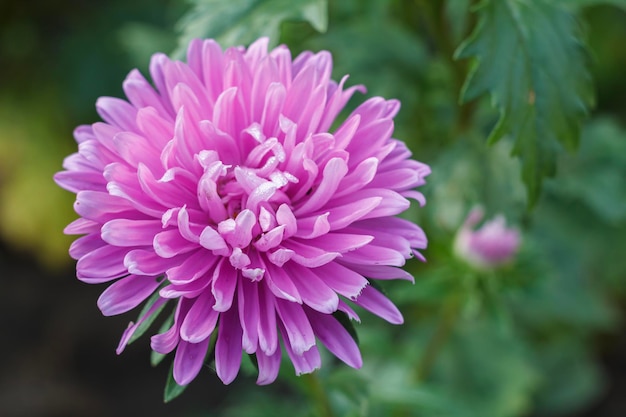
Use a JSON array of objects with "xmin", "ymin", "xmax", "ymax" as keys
[{"xmin": 0, "ymin": 0, "xmax": 625, "ymax": 416}]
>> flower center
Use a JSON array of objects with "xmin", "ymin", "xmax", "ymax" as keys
[{"xmin": 195, "ymin": 131, "xmax": 299, "ymax": 280}]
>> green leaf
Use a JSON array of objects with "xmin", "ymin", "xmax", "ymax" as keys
[
  {"xmin": 548, "ymin": 118, "xmax": 626, "ymax": 223},
  {"xmin": 455, "ymin": 0, "xmax": 594, "ymax": 205},
  {"xmin": 150, "ymin": 311, "xmax": 175, "ymax": 367},
  {"xmin": 556, "ymin": 0, "xmax": 626, "ymax": 9},
  {"xmin": 164, "ymin": 362, "xmax": 188, "ymax": 403},
  {"xmin": 129, "ymin": 285, "xmax": 169, "ymax": 344},
  {"xmin": 174, "ymin": 0, "xmax": 328, "ymax": 56}
]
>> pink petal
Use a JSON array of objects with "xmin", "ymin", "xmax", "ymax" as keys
[
  {"xmin": 180, "ymin": 291, "xmax": 220, "ymax": 343},
  {"xmin": 354, "ymin": 285, "xmax": 404, "ymax": 324},
  {"xmin": 256, "ymin": 348, "xmax": 281, "ymax": 385},
  {"xmin": 306, "ymin": 309, "xmax": 362, "ymax": 369},
  {"xmin": 215, "ymin": 305, "xmax": 243, "ymax": 385},
  {"xmin": 97, "ymin": 274, "xmax": 161, "ymax": 316},
  {"xmin": 275, "ymin": 299, "xmax": 315, "ymax": 355},
  {"xmin": 173, "ymin": 338, "xmax": 210, "ymax": 386}
]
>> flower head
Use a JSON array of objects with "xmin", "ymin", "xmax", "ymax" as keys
[
  {"xmin": 454, "ymin": 207, "xmax": 520, "ymax": 270},
  {"xmin": 54, "ymin": 38, "xmax": 430, "ymax": 386}
]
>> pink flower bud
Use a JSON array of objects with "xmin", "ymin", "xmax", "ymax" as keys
[{"xmin": 454, "ymin": 207, "xmax": 520, "ymax": 270}]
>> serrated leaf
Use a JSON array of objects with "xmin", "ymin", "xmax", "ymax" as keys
[
  {"xmin": 455, "ymin": 0, "xmax": 594, "ymax": 205},
  {"xmin": 174, "ymin": 0, "xmax": 327, "ymax": 56},
  {"xmin": 164, "ymin": 362, "xmax": 188, "ymax": 403}
]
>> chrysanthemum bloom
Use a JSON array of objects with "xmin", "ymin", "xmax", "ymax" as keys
[
  {"xmin": 454, "ymin": 207, "xmax": 520, "ymax": 270},
  {"xmin": 54, "ymin": 37, "xmax": 430, "ymax": 386}
]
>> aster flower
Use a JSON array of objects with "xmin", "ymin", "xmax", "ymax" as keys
[
  {"xmin": 54, "ymin": 37, "xmax": 430, "ymax": 387},
  {"xmin": 454, "ymin": 207, "xmax": 520, "ymax": 270}
]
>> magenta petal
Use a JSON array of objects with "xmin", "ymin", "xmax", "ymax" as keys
[
  {"xmin": 354, "ymin": 285, "xmax": 404, "ymax": 324},
  {"xmin": 306, "ymin": 309, "xmax": 362, "ymax": 369},
  {"xmin": 74, "ymin": 190, "xmax": 135, "ymax": 222},
  {"xmin": 275, "ymin": 299, "xmax": 315, "ymax": 355},
  {"xmin": 263, "ymin": 261, "xmax": 302, "ymax": 303},
  {"xmin": 151, "ymin": 299, "xmax": 192, "ymax": 354},
  {"xmin": 284, "ymin": 263, "xmax": 338, "ymax": 314},
  {"xmin": 116, "ymin": 296, "xmax": 167, "ymax": 354},
  {"xmin": 153, "ymin": 229, "xmax": 197, "ymax": 258},
  {"xmin": 167, "ymin": 249, "xmax": 218, "ymax": 285},
  {"xmin": 314, "ymin": 262, "xmax": 368, "ymax": 300},
  {"xmin": 294, "ymin": 157, "xmax": 348, "ymax": 215},
  {"xmin": 238, "ymin": 279, "xmax": 260, "ymax": 353},
  {"xmin": 173, "ymin": 338, "xmax": 210, "ymax": 386},
  {"xmin": 101, "ymin": 219, "xmax": 162, "ymax": 247},
  {"xmin": 124, "ymin": 249, "xmax": 182, "ymax": 276},
  {"xmin": 69, "ymin": 234, "xmax": 105, "ymax": 260},
  {"xmin": 97, "ymin": 274, "xmax": 161, "ymax": 316},
  {"xmin": 256, "ymin": 348, "xmax": 281, "ymax": 385},
  {"xmin": 281, "ymin": 329, "xmax": 321, "ymax": 376},
  {"xmin": 257, "ymin": 283, "xmax": 278, "ymax": 355},
  {"xmin": 215, "ymin": 306, "xmax": 243, "ymax": 385},
  {"xmin": 77, "ymin": 245, "xmax": 129, "ymax": 283},
  {"xmin": 180, "ymin": 291, "xmax": 220, "ymax": 343},
  {"xmin": 211, "ymin": 259, "xmax": 239, "ymax": 312}
]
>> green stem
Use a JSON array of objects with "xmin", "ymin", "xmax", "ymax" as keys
[
  {"xmin": 414, "ymin": 299, "xmax": 460, "ymax": 382},
  {"xmin": 302, "ymin": 372, "xmax": 335, "ymax": 417}
]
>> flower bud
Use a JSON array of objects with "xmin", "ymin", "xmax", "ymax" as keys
[{"xmin": 454, "ymin": 208, "xmax": 520, "ymax": 270}]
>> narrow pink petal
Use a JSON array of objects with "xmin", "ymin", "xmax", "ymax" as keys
[
  {"xmin": 173, "ymin": 338, "xmax": 210, "ymax": 386},
  {"xmin": 284, "ymin": 263, "xmax": 338, "ymax": 314},
  {"xmin": 215, "ymin": 305, "xmax": 243, "ymax": 385},
  {"xmin": 263, "ymin": 260, "xmax": 302, "ymax": 303},
  {"xmin": 167, "ymin": 249, "xmax": 218, "ymax": 285},
  {"xmin": 153, "ymin": 229, "xmax": 197, "ymax": 258},
  {"xmin": 151, "ymin": 299, "xmax": 192, "ymax": 354},
  {"xmin": 340, "ymin": 262, "xmax": 414, "ymax": 282},
  {"xmin": 101, "ymin": 219, "xmax": 162, "ymax": 247},
  {"xmin": 354, "ymin": 285, "xmax": 404, "ymax": 324},
  {"xmin": 281, "ymin": 328, "xmax": 321, "ymax": 376},
  {"xmin": 69, "ymin": 234, "xmax": 105, "ymax": 260},
  {"xmin": 77, "ymin": 245, "xmax": 129, "ymax": 283},
  {"xmin": 112, "ymin": 131, "xmax": 161, "ymax": 173},
  {"xmin": 297, "ymin": 233, "xmax": 374, "ymax": 254},
  {"xmin": 256, "ymin": 348, "xmax": 281, "ymax": 385},
  {"xmin": 294, "ymin": 158, "xmax": 348, "ymax": 215},
  {"xmin": 278, "ymin": 240, "xmax": 340, "ymax": 268},
  {"xmin": 306, "ymin": 309, "xmax": 362, "ymax": 369},
  {"xmin": 95, "ymin": 97, "xmax": 138, "ymax": 132},
  {"xmin": 238, "ymin": 279, "xmax": 260, "ymax": 354},
  {"xmin": 275, "ymin": 299, "xmax": 315, "ymax": 355},
  {"xmin": 123, "ymin": 69, "xmax": 170, "ymax": 116},
  {"xmin": 314, "ymin": 262, "xmax": 368, "ymax": 300},
  {"xmin": 180, "ymin": 291, "xmax": 220, "ymax": 343},
  {"xmin": 124, "ymin": 249, "xmax": 183, "ymax": 276},
  {"xmin": 294, "ymin": 212, "xmax": 330, "ymax": 239},
  {"xmin": 322, "ymin": 197, "xmax": 382, "ymax": 230},
  {"xmin": 341, "ymin": 244, "xmax": 406, "ymax": 267},
  {"xmin": 64, "ymin": 218, "xmax": 100, "ymax": 236},
  {"xmin": 98, "ymin": 274, "xmax": 161, "ymax": 316},
  {"xmin": 116, "ymin": 296, "xmax": 168, "ymax": 354},
  {"xmin": 211, "ymin": 259, "xmax": 239, "ymax": 312},
  {"xmin": 74, "ymin": 190, "xmax": 136, "ymax": 222},
  {"xmin": 257, "ymin": 283, "xmax": 278, "ymax": 355},
  {"xmin": 136, "ymin": 106, "xmax": 174, "ymax": 148}
]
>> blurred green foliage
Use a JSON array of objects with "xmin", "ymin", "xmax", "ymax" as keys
[{"xmin": 2, "ymin": 0, "xmax": 626, "ymax": 416}]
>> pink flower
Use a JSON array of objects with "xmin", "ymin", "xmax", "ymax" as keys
[
  {"xmin": 454, "ymin": 207, "xmax": 520, "ymax": 270},
  {"xmin": 54, "ymin": 38, "xmax": 430, "ymax": 386}
]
